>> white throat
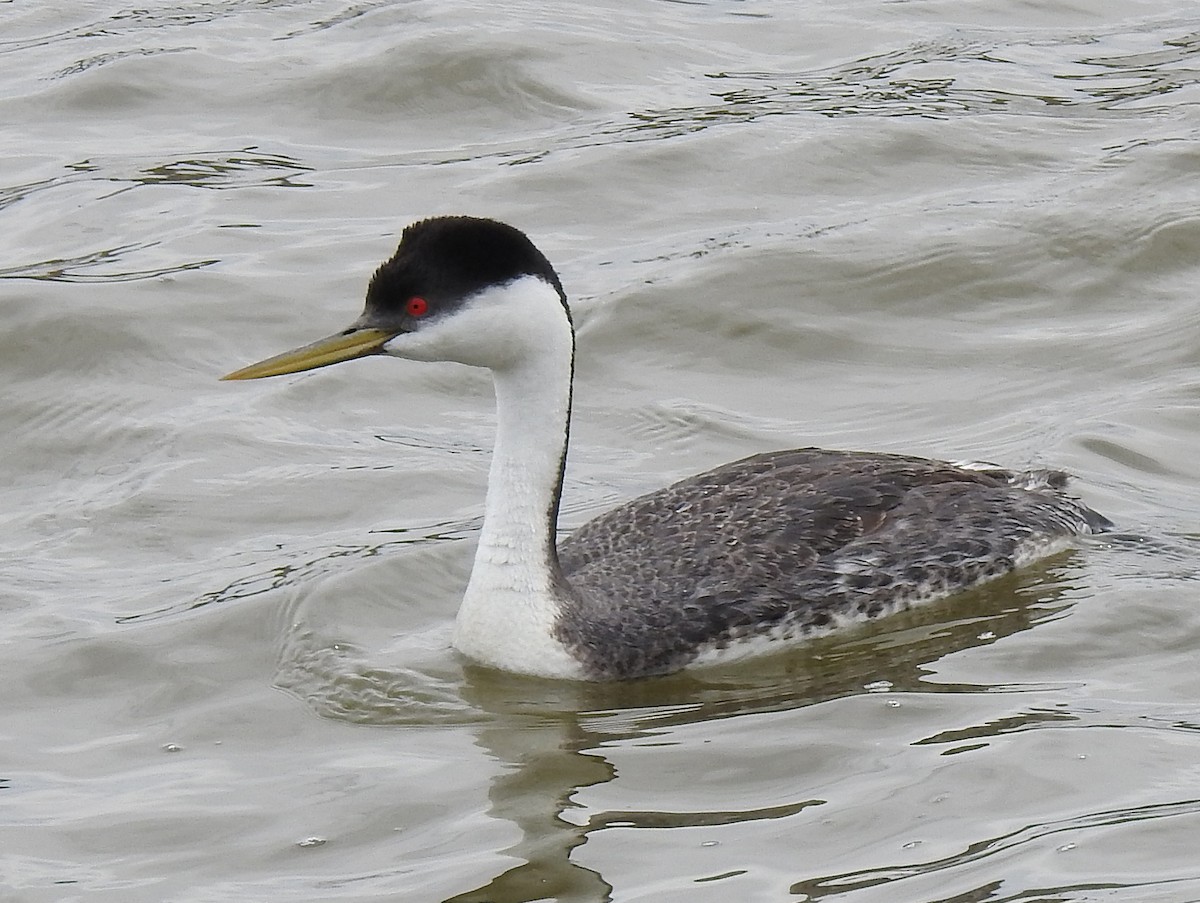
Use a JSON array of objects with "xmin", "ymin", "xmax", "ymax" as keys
[{"xmin": 408, "ymin": 277, "xmax": 584, "ymax": 678}]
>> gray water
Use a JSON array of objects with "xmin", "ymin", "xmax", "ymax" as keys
[{"xmin": 4, "ymin": 1, "xmax": 1200, "ymax": 901}]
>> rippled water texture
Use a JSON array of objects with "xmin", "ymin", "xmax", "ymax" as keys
[{"xmin": 3, "ymin": 1, "xmax": 1200, "ymax": 901}]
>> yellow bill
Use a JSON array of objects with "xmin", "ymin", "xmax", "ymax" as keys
[{"xmin": 222, "ymin": 327, "xmax": 398, "ymax": 380}]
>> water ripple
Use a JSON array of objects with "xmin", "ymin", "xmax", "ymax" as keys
[
  {"xmin": 791, "ymin": 798, "xmax": 1200, "ymax": 899},
  {"xmin": 421, "ymin": 24, "xmax": 1200, "ymax": 167},
  {"xmin": 0, "ymin": 243, "xmax": 217, "ymax": 283},
  {"xmin": 0, "ymin": 149, "xmax": 311, "ymax": 214},
  {"xmin": 117, "ymin": 519, "xmax": 473, "ymax": 624},
  {"xmin": 68, "ymin": 149, "xmax": 314, "ymax": 190},
  {"xmin": 700, "ymin": 29, "xmax": 1200, "ymax": 123},
  {"xmin": 0, "ymin": 0, "xmax": 324, "ymax": 56}
]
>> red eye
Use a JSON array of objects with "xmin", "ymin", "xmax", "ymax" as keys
[{"xmin": 406, "ymin": 296, "xmax": 429, "ymax": 317}]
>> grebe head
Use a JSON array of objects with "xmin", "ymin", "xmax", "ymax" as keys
[{"xmin": 222, "ymin": 216, "xmax": 569, "ymax": 380}]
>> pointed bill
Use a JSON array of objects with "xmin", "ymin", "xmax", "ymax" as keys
[{"xmin": 222, "ymin": 327, "xmax": 398, "ymax": 380}]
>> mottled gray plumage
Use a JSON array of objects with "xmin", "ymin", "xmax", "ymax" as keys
[{"xmin": 555, "ymin": 448, "xmax": 1110, "ymax": 679}]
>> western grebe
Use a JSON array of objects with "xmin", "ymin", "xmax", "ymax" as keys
[{"xmin": 223, "ymin": 216, "xmax": 1110, "ymax": 680}]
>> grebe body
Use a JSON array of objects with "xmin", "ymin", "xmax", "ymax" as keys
[{"xmin": 224, "ymin": 217, "xmax": 1109, "ymax": 680}]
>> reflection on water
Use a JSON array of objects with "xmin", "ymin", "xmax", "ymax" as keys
[
  {"xmin": 271, "ymin": 556, "xmax": 1100, "ymax": 901},
  {"xmin": 442, "ymin": 712, "xmax": 616, "ymax": 903}
]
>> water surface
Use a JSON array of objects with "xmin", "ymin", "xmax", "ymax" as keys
[{"xmin": 3, "ymin": 1, "xmax": 1200, "ymax": 901}]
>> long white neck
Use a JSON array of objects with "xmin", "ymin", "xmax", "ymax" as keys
[{"xmin": 448, "ymin": 282, "xmax": 584, "ymax": 678}]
